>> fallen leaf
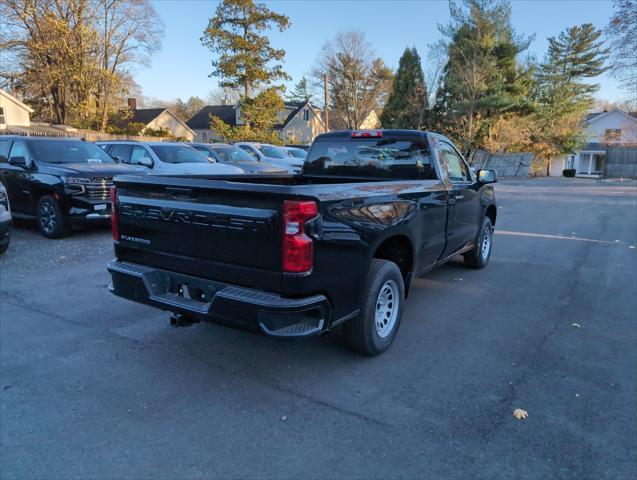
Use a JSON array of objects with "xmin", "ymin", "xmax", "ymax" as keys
[
  {"xmin": 513, "ymin": 408, "xmax": 528, "ymax": 420},
  {"xmin": 572, "ymin": 323, "xmax": 581, "ymax": 328}
]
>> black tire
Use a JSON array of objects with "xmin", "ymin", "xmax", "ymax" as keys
[
  {"xmin": 345, "ymin": 259, "xmax": 405, "ymax": 356},
  {"xmin": 0, "ymin": 239, "xmax": 8, "ymax": 255},
  {"xmin": 463, "ymin": 216, "xmax": 493, "ymax": 269},
  {"xmin": 36, "ymin": 195, "xmax": 70, "ymax": 239}
]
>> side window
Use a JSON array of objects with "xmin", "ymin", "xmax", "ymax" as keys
[
  {"xmin": 303, "ymin": 109, "xmax": 309, "ymax": 121},
  {"xmin": 130, "ymin": 145, "xmax": 152, "ymax": 165},
  {"xmin": 0, "ymin": 140, "xmax": 11, "ymax": 162},
  {"xmin": 8, "ymin": 141, "xmax": 31, "ymax": 164},
  {"xmin": 0, "ymin": 107, "xmax": 6, "ymax": 126},
  {"xmin": 439, "ymin": 144, "xmax": 471, "ymax": 182},
  {"xmin": 109, "ymin": 144, "xmax": 132, "ymax": 163},
  {"xmin": 239, "ymin": 145, "xmax": 258, "ymax": 160}
]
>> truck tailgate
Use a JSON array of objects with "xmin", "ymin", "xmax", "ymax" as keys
[{"xmin": 113, "ymin": 176, "xmax": 285, "ymax": 292}]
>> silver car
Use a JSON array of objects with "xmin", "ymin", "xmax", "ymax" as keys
[
  {"xmin": 234, "ymin": 142, "xmax": 304, "ymax": 174},
  {"xmin": 96, "ymin": 141, "xmax": 244, "ymax": 175}
]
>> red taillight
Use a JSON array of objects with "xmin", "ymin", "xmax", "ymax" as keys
[
  {"xmin": 110, "ymin": 186, "xmax": 119, "ymax": 241},
  {"xmin": 283, "ymin": 200, "xmax": 318, "ymax": 273},
  {"xmin": 351, "ymin": 130, "xmax": 382, "ymax": 138}
]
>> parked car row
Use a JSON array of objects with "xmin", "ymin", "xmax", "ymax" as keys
[{"xmin": 0, "ymin": 135, "xmax": 305, "ymax": 239}]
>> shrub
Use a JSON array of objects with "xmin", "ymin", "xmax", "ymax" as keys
[{"xmin": 563, "ymin": 168, "xmax": 576, "ymax": 177}]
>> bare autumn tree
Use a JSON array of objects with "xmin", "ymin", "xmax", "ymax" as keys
[
  {"xmin": 0, "ymin": 0, "xmax": 163, "ymax": 128},
  {"xmin": 312, "ymin": 30, "xmax": 393, "ymax": 129},
  {"xmin": 96, "ymin": 0, "xmax": 164, "ymax": 130},
  {"xmin": 606, "ymin": 0, "xmax": 637, "ymax": 94}
]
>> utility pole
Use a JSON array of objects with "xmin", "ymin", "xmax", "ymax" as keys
[{"xmin": 323, "ymin": 73, "xmax": 329, "ymax": 132}]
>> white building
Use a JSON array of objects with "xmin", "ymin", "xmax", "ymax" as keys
[
  {"xmin": 551, "ymin": 108, "xmax": 637, "ymax": 177},
  {"xmin": 116, "ymin": 99, "xmax": 196, "ymax": 141},
  {"xmin": 0, "ymin": 88, "xmax": 33, "ymax": 129}
]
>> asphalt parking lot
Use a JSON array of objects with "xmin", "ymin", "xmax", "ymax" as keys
[{"xmin": 1, "ymin": 178, "xmax": 636, "ymax": 479}]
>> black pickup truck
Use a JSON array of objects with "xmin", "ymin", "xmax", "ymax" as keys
[{"xmin": 108, "ymin": 130, "xmax": 497, "ymax": 355}]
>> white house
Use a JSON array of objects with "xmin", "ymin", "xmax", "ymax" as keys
[
  {"xmin": 551, "ymin": 108, "xmax": 637, "ymax": 177},
  {"xmin": 187, "ymin": 101, "xmax": 325, "ymax": 144},
  {"xmin": 0, "ymin": 88, "xmax": 34, "ymax": 129},
  {"xmin": 117, "ymin": 99, "xmax": 195, "ymax": 141}
]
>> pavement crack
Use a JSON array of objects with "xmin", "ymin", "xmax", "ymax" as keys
[{"xmin": 1, "ymin": 298, "xmax": 391, "ymax": 429}]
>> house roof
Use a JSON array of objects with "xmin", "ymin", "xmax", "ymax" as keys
[
  {"xmin": 114, "ymin": 107, "xmax": 195, "ymax": 136},
  {"xmin": 580, "ymin": 142, "xmax": 608, "ymax": 152},
  {"xmin": 0, "ymin": 88, "xmax": 34, "ymax": 113},
  {"xmin": 128, "ymin": 108, "xmax": 166, "ymax": 125},
  {"xmin": 275, "ymin": 101, "xmax": 306, "ymax": 129},
  {"xmin": 586, "ymin": 108, "xmax": 637, "ymax": 124},
  {"xmin": 277, "ymin": 101, "xmax": 325, "ymax": 129},
  {"xmin": 187, "ymin": 105, "xmax": 237, "ymax": 129}
]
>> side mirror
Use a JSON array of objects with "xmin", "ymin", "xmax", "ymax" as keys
[
  {"xmin": 478, "ymin": 169, "xmax": 497, "ymax": 184},
  {"xmin": 138, "ymin": 157, "xmax": 153, "ymax": 168},
  {"xmin": 9, "ymin": 156, "xmax": 30, "ymax": 168},
  {"xmin": 207, "ymin": 155, "xmax": 217, "ymax": 163}
]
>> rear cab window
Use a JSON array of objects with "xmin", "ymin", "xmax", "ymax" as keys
[
  {"xmin": 0, "ymin": 139, "xmax": 11, "ymax": 162},
  {"xmin": 304, "ymin": 137, "xmax": 438, "ymax": 180}
]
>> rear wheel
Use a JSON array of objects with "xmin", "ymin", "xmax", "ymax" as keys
[
  {"xmin": 345, "ymin": 259, "xmax": 405, "ymax": 356},
  {"xmin": 36, "ymin": 195, "xmax": 70, "ymax": 239},
  {"xmin": 463, "ymin": 216, "xmax": 493, "ymax": 269}
]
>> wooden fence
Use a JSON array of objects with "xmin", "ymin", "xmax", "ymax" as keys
[
  {"xmin": 0, "ymin": 126, "xmax": 171, "ymax": 143},
  {"xmin": 605, "ymin": 146, "xmax": 637, "ymax": 179}
]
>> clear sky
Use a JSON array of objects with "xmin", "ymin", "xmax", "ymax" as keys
[{"xmin": 135, "ymin": 0, "xmax": 625, "ymax": 104}]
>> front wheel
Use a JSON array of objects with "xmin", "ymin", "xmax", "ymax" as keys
[
  {"xmin": 36, "ymin": 195, "xmax": 70, "ymax": 239},
  {"xmin": 345, "ymin": 259, "xmax": 405, "ymax": 356},
  {"xmin": 463, "ymin": 216, "xmax": 493, "ymax": 269}
]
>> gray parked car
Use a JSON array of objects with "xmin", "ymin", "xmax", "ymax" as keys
[
  {"xmin": 0, "ymin": 182, "xmax": 11, "ymax": 254},
  {"xmin": 191, "ymin": 143, "xmax": 287, "ymax": 175},
  {"xmin": 282, "ymin": 146, "xmax": 307, "ymax": 160},
  {"xmin": 96, "ymin": 141, "xmax": 244, "ymax": 176},
  {"xmin": 234, "ymin": 142, "xmax": 304, "ymax": 174}
]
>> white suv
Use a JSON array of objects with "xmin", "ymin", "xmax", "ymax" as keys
[
  {"xmin": 0, "ymin": 182, "xmax": 11, "ymax": 254},
  {"xmin": 234, "ymin": 142, "xmax": 304, "ymax": 174},
  {"xmin": 97, "ymin": 141, "xmax": 244, "ymax": 175}
]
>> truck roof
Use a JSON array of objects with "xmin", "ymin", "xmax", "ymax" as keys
[{"xmin": 314, "ymin": 129, "xmax": 432, "ymax": 141}]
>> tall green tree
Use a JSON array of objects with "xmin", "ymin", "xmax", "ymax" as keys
[
  {"xmin": 381, "ymin": 47, "xmax": 427, "ymax": 129},
  {"xmin": 201, "ymin": 0, "xmax": 290, "ymax": 98},
  {"xmin": 432, "ymin": 0, "xmax": 533, "ymax": 153},
  {"xmin": 201, "ymin": 0, "xmax": 290, "ymax": 139},
  {"xmin": 530, "ymin": 23, "xmax": 610, "ymax": 157},
  {"xmin": 288, "ymin": 77, "xmax": 314, "ymax": 103}
]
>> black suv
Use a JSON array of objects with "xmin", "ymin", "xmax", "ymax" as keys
[{"xmin": 0, "ymin": 136, "xmax": 145, "ymax": 238}]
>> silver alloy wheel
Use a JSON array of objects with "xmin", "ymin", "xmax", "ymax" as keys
[
  {"xmin": 375, "ymin": 279, "xmax": 399, "ymax": 338},
  {"xmin": 39, "ymin": 201, "xmax": 56, "ymax": 233},
  {"xmin": 481, "ymin": 224, "xmax": 492, "ymax": 261}
]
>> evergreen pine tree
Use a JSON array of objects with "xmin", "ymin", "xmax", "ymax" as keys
[
  {"xmin": 432, "ymin": 0, "xmax": 533, "ymax": 153},
  {"xmin": 288, "ymin": 77, "xmax": 314, "ymax": 103},
  {"xmin": 530, "ymin": 24, "xmax": 610, "ymax": 157},
  {"xmin": 380, "ymin": 47, "xmax": 427, "ymax": 129}
]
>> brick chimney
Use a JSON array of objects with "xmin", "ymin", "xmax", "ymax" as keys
[{"xmin": 127, "ymin": 98, "xmax": 137, "ymax": 111}]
